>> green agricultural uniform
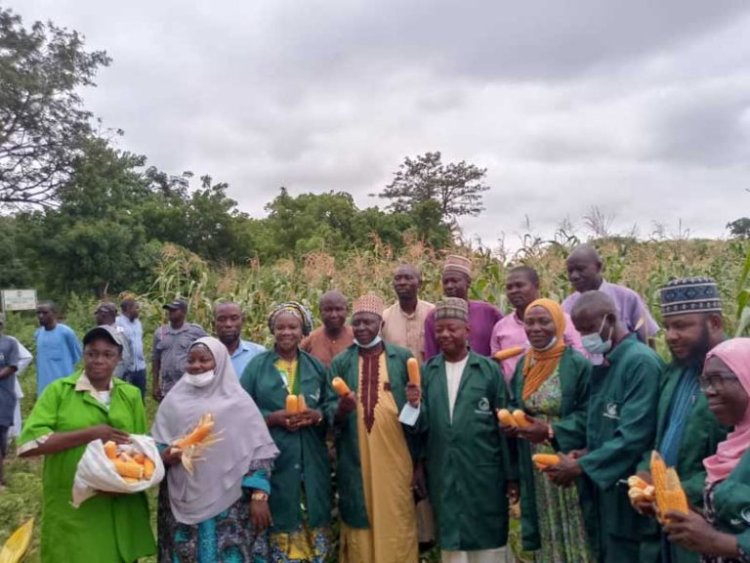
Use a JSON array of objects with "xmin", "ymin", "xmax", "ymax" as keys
[
  {"xmin": 18, "ymin": 371, "xmax": 155, "ymax": 563},
  {"xmin": 419, "ymin": 351, "xmax": 511, "ymax": 551},
  {"xmin": 704, "ymin": 448, "xmax": 750, "ymax": 556},
  {"xmin": 325, "ymin": 342, "xmax": 419, "ymax": 528},
  {"xmin": 510, "ymin": 347, "xmax": 591, "ymax": 552},
  {"xmin": 577, "ymin": 334, "xmax": 663, "ymax": 562},
  {"xmin": 639, "ymin": 362, "xmax": 728, "ymax": 563},
  {"xmin": 240, "ymin": 349, "xmax": 332, "ymax": 532}
]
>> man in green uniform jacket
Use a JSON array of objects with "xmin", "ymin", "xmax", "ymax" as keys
[
  {"xmin": 637, "ymin": 277, "xmax": 727, "ymax": 563},
  {"xmin": 417, "ymin": 297, "xmax": 513, "ymax": 562},
  {"xmin": 546, "ymin": 290, "xmax": 663, "ymax": 563},
  {"xmin": 326, "ymin": 340, "xmax": 419, "ymax": 527}
]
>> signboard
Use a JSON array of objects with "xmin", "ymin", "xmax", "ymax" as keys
[{"xmin": 1, "ymin": 289, "xmax": 38, "ymax": 312}]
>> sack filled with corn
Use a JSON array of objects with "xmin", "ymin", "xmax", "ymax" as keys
[{"xmin": 72, "ymin": 434, "xmax": 165, "ymax": 507}]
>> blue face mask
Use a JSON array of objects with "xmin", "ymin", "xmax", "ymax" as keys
[
  {"xmin": 581, "ymin": 317, "xmax": 613, "ymax": 355},
  {"xmin": 355, "ymin": 335, "xmax": 382, "ymax": 349}
]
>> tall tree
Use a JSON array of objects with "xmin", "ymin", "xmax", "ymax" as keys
[
  {"xmin": 727, "ymin": 217, "xmax": 750, "ymax": 240},
  {"xmin": 0, "ymin": 8, "xmax": 110, "ymax": 208},
  {"xmin": 377, "ymin": 151, "xmax": 490, "ymax": 220}
]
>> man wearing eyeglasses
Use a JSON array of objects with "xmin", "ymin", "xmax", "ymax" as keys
[{"xmin": 634, "ymin": 276, "xmax": 728, "ymax": 563}]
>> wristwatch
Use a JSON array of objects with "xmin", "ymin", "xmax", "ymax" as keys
[{"xmin": 251, "ymin": 491, "xmax": 269, "ymax": 502}]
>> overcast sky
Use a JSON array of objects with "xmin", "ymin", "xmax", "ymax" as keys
[{"xmin": 10, "ymin": 1, "xmax": 750, "ymax": 250}]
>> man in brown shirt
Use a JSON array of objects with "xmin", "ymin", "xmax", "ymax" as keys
[
  {"xmin": 382, "ymin": 264, "xmax": 435, "ymax": 363},
  {"xmin": 301, "ymin": 290, "xmax": 354, "ymax": 368}
]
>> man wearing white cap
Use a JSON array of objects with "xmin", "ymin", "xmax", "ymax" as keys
[{"xmin": 424, "ymin": 255, "xmax": 502, "ymax": 360}]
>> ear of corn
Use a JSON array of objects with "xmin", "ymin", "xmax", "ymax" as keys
[
  {"xmin": 627, "ymin": 475, "xmax": 649, "ymax": 490},
  {"xmin": 142, "ymin": 458, "xmax": 155, "ymax": 480},
  {"xmin": 406, "ymin": 357, "xmax": 421, "ymax": 387},
  {"xmin": 114, "ymin": 458, "xmax": 145, "ymax": 480},
  {"xmin": 173, "ymin": 413, "xmax": 215, "ymax": 449},
  {"xmin": 532, "ymin": 453, "xmax": 560, "ymax": 469},
  {"xmin": 286, "ymin": 395, "xmax": 299, "ymax": 414},
  {"xmin": 132, "ymin": 452, "xmax": 146, "ymax": 464},
  {"xmin": 0, "ymin": 517, "xmax": 34, "ymax": 563},
  {"xmin": 650, "ymin": 450, "xmax": 688, "ymax": 521},
  {"xmin": 513, "ymin": 409, "xmax": 532, "ymax": 428},
  {"xmin": 494, "ymin": 346, "xmax": 525, "ymax": 362},
  {"xmin": 297, "ymin": 394, "xmax": 307, "ymax": 411},
  {"xmin": 103, "ymin": 441, "xmax": 118, "ymax": 460},
  {"xmin": 496, "ymin": 409, "xmax": 517, "ymax": 427},
  {"xmin": 332, "ymin": 377, "xmax": 351, "ymax": 396}
]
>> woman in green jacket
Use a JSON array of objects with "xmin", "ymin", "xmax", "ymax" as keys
[
  {"xmin": 18, "ymin": 326, "xmax": 155, "ymax": 563},
  {"xmin": 240, "ymin": 302, "xmax": 332, "ymax": 563},
  {"xmin": 502, "ymin": 298, "xmax": 592, "ymax": 562},
  {"xmin": 664, "ymin": 338, "xmax": 750, "ymax": 562}
]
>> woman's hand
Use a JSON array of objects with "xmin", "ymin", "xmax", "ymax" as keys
[
  {"xmin": 250, "ymin": 495, "xmax": 272, "ymax": 531},
  {"xmin": 297, "ymin": 409, "xmax": 324, "ymax": 427},
  {"xmin": 405, "ymin": 383, "xmax": 421, "ymax": 407},
  {"xmin": 517, "ymin": 416, "xmax": 550, "ymax": 444},
  {"xmin": 88, "ymin": 424, "xmax": 131, "ymax": 444},
  {"xmin": 266, "ymin": 410, "xmax": 301, "ymax": 431},
  {"xmin": 161, "ymin": 447, "xmax": 183, "ymax": 467},
  {"xmin": 663, "ymin": 510, "xmax": 733, "ymax": 555}
]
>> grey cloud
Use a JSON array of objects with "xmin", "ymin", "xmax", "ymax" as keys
[{"xmin": 8, "ymin": 0, "xmax": 750, "ymax": 248}]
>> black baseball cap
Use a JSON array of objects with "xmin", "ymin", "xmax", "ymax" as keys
[{"xmin": 163, "ymin": 299, "xmax": 188, "ymax": 312}]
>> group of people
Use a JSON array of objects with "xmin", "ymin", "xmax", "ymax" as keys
[{"xmin": 1, "ymin": 244, "xmax": 750, "ymax": 563}]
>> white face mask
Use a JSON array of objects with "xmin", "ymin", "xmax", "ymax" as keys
[
  {"xmin": 355, "ymin": 335, "xmax": 383, "ymax": 349},
  {"xmin": 533, "ymin": 336, "xmax": 558, "ymax": 352},
  {"xmin": 185, "ymin": 370, "xmax": 215, "ymax": 388}
]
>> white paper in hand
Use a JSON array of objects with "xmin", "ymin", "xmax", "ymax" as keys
[{"xmin": 71, "ymin": 434, "xmax": 165, "ymax": 507}]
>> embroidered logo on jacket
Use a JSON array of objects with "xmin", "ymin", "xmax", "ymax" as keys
[
  {"xmin": 474, "ymin": 397, "xmax": 492, "ymax": 415},
  {"xmin": 603, "ymin": 402, "xmax": 620, "ymax": 420}
]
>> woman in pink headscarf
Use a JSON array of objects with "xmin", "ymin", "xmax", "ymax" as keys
[{"xmin": 663, "ymin": 338, "xmax": 750, "ymax": 563}]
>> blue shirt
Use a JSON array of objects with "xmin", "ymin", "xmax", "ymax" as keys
[
  {"xmin": 116, "ymin": 315, "xmax": 146, "ymax": 371},
  {"xmin": 231, "ymin": 340, "xmax": 266, "ymax": 378},
  {"xmin": 34, "ymin": 323, "xmax": 82, "ymax": 395}
]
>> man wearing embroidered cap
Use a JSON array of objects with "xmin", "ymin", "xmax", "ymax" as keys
[
  {"xmin": 636, "ymin": 277, "xmax": 727, "ymax": 563},
  {"xmin": 327, "ymin": 293, "xmax": 420, "ymax": 563},
  {"xmin": 418, "ymin": 297, "xmax": 514, "ymax": 562},
  {"xmin": 423, "ymin": 255, "xmax": 502, "ymax": 360}
]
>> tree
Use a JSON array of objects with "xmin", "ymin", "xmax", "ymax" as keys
[
  {"xmin": 0, "ymin": 8, "xmax": 110, "ymax": 208},
  {"xmin": 377, "ymin": 151, "xmax": 490, "ymax": 220},
  {"xmin": 727, "ymin": 217, "xmax": 750, "ymax": 240}
]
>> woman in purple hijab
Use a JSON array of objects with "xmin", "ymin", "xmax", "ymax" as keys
[{"xmin": 152, "ymin": 337, "xmax": 280, "ymax": 562}]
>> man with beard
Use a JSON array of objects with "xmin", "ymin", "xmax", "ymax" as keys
[
  {"xmin": 424, "ymin": 255, "xmax": 502, "ymax": 360},
  {"xmin": 634, "ymin": 277, "xmax": 727, "ymax": 563},
  {"xmin": 213, "ymin": 302, "xmax": 265, "ymax": 377},
  {"xmin": 382, "ymin": 264, "xmax": 435, "ymax": 363},
  {"xmin": 301, "ymin": 290, "xmax": 354, "ymax": 368}
]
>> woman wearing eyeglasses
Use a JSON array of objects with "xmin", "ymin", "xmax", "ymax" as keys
[{"xmin": 663, "ymin": 338, "xmax": 750, "ymax": 563}]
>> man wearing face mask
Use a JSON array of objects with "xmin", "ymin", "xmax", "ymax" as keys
[
  {"xmin": 635, "ymin": 277, "xmax": 727, "ymax": 563},
  {"xmin": 327, "ymin": 293, "xmax": 420, "ymax": 563},
  {"xmin": 544, "ymin": 290, "xmax": 662, "ymax": 563}
]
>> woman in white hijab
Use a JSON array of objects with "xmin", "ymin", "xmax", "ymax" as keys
[{"xmin": 152, "ymin": 337, "xmax": 279, "ymax": 562}]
